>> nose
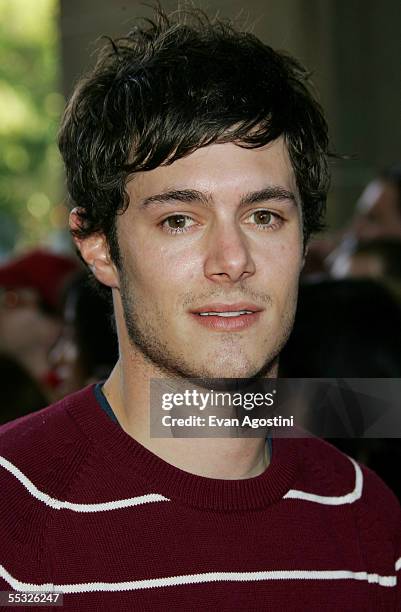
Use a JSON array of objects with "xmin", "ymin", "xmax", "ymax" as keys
[{"xmin": 203, "ymin": 219, "xmax": 256, "ymax": 284}]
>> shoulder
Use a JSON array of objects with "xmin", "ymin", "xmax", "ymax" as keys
[
  {"xmin": 297, "ymin": 435, "xmax": 400, "ymax": 507},
  {"xmin": 0, "ymin": 386, "xmax": 96, "ymax": 506},
  {"xmin": 294, "ymin": 436, "xmax": 401, "ymax": 546},
  {"xmin": 0, "ymin": 385, "xmax": 95, "ymax": 455},
  {"xmin": 0, "ymin": 387, "xmax": 98, "ymax": 584}
]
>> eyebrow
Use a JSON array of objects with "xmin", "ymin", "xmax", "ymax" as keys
[{"xmin": 139, "ymin": 186, "xmax": 297, "ymax": 209}]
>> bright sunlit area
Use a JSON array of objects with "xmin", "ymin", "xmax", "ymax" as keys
[{"xmin": 0, "ymin": 0, "xmax": 68, "ymax": 257}]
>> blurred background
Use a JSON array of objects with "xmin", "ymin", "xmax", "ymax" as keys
[
  {"xmin": 1, "ymin": 0, "xmax": 400, "ymax": 254},
  {"xmin": 0, "ymin": 0, "xmax": 65, "ymax": 254},
  {"xmin": 0, "ymin": 1, "xmax": 400, "ymax": 496}
]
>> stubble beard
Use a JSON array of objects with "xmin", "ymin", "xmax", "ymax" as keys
[{"xmin": 119, "ymin": 272, "xmax": 296, "ymax": 383}]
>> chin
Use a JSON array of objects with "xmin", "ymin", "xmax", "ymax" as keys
[{"xmin": 197, "ymin": 355, "xmax": 272, "ymax": 381}]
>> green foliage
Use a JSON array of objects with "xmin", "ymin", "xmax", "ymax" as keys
[{"xmin": 0, "ymin": 0, "xmax": 66, "ymax": 254}]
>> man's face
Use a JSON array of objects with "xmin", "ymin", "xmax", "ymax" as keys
[{"xmin": 115, "ymin": 137, "xmax": 304, "ymax": 379}]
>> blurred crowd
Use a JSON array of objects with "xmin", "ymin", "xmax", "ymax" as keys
[
  {"xmin": 0, "ymin": 248, "xmax": 118, "ymax": 423},
  {"xmin": 0, "ymin": 162, "xmax": 400, "ymax": 496},
  {"xmin": 282, "ymin": 162, "xmax": 401, "ymax": 499}
]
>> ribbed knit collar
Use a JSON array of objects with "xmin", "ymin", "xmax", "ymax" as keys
[{"xmin": 66, "ymin": 384, "xmax": 300, "ymax": 512}]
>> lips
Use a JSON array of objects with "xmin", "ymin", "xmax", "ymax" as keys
[
  {"xmin": 189, "ymin": 303, "xmax": 263, "ymax": 331},
  {"xmin": 190, "ymin": 303, "xmax": 262, "ymax": 315}
]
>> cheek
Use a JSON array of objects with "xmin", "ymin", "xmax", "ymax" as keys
[
  {"xmin": 263, "ymin": 244, "xmax": 302, "ymax": 314},
  {"xmin": 8, "ymin": 309, "xmax": 41, "ymax": 335},
  {"xmin": 125, "ymin": 241, "xmax": 201, "ymax": 299},
  {"xmin": 263, "ymin": 238, "xmax": 302, "ymax": 282},
  {"xmin": 35, "ymin": 316, "xmax": 62, "ymax": 346},
  {"xmin": 5, "ymin": 310, "xmax": 59, "ymax": 348}
]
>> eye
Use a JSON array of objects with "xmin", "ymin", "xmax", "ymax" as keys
[
  {"xmin": 253, "ymin": 210, "xmax": 273, "ymax": 225},
  {"xmin": 246, "ymin": 209, "xmax": 283, "ymax": 230},
  {"xmin": 161, "ymin": 214, "xmax": 196, "ymax": 234}
]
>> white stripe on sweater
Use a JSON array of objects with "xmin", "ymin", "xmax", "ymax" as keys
[
  {"xmin": 284, "ymin": 457, "xmax": 362, "ymax": 505},
  {"xmin": 0, "ymin": 454, "xmax": 361, "ymax": 511},
  {"xmin": 0, "ymin": 565, "xmax": 396, "ymax": 592},
  {"xmin": 0, "ymin": 455, "xmax": 169, "ymax": 511},
  {"xmin": 396, "ymin": 557, "xmax": 401, "ymax": 572}
]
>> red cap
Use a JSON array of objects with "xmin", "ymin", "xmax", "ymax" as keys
[{"xmin": 0, "ymin": 249, "xmax": 79, "ymax": 311}]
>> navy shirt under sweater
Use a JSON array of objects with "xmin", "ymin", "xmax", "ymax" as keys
[{"xmin": 93, "ymin": 382, "xmax": 274, "ymax": 457}]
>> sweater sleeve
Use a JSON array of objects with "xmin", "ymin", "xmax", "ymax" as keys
[
  {"xmin": 395, "ymin": 531, "xmax": 401, "ymax": 608},
  {"xmin": 358, "ymin": 463, "xmax": 401, "ymax": 608},
  {"xmin": 0, "ymin": 401, "xmax": 91, "ymax": 592}
]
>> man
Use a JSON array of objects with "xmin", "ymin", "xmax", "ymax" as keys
[{"xmin": 0, "ymin": 9, "xmax": 400, "ymax": 610}]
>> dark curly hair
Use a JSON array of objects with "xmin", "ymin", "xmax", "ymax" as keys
[{"xmin": 58, "ymin": 7, "xmax": 331, "ymax": 267}]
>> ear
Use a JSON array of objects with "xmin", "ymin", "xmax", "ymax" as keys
[{"xmin": 69, "ymin": 208, "xmax": 120, "ymax": 289}]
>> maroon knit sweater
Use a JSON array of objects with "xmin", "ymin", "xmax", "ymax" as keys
[{"xmin": 0, "ymin": 385, "xmax": 400, "ymax": 611}]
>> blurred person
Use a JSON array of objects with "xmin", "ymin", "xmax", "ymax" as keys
[
  {"xmin": 280, "ymin": 278, "xmax": 401, "ymax": 499},
  {"xmin": 343, "ymin": 238, "xmax": 401, "ymax": 281},
  {"xmin": 0, "ymin": 353, "xmax": 48, "ymax": 425},
  {"xmin": 50, "ymin": 272, "xmax": 118, "ymax": 397},
  {"xmin": 329, "ymin": 163, "xmax": 401, "ymax": 277},
  {"xmin": 0, "ymin": 9, "xmax": 400, "ymax": 611},
  {"xmin": 0, "ymin": 249, "xmax": 78, "ymax": 394},
  {"xmin": 352, "ymin": 163, "xmax": 401, "ymax": 242}
]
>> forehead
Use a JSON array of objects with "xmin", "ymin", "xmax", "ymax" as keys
[{"xmin": 127, "ymin": 137, "xmax": 298, "ymax": 202}]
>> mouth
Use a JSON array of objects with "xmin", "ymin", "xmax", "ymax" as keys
[{"xmin": 189, "ymin": 303, "xmax": 263, "ymax": 331}]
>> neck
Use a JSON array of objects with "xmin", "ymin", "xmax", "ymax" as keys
[{"xmin": 102, "ymin": 358, "xmax": 270, "ymax": 479}]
